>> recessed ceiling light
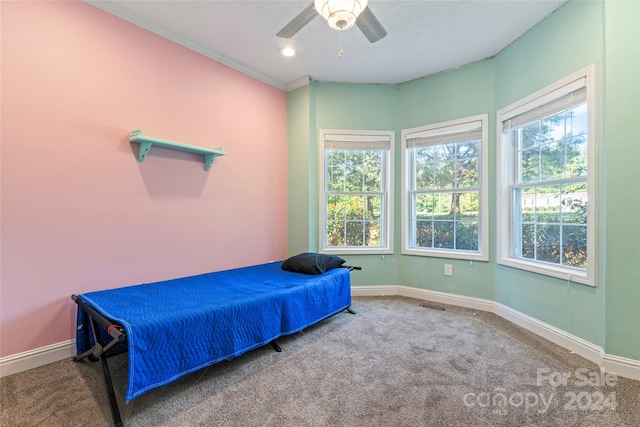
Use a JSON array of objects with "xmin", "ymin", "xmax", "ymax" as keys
[{"xmin": 281, "ymin": 47, "xmax": 296, "ymax": 57}]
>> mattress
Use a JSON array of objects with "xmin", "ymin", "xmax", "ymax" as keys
[{"xmin": 75, "ymin": 261, "xmax": 351, "ymax": 402}]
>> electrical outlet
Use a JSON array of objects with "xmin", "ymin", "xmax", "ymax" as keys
[{"xmin": 444, "ymin": 264, "xmax": 453, "ymax": 276}]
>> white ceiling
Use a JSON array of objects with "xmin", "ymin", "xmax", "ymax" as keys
[{"xmin": 87, "ymin": 0, "xmax": 567, "ymax": 91}]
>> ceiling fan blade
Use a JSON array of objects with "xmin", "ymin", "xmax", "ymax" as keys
[
  {"xmin": 356, "ymin": 6, "xmax": 387, "ymax": 43},
  {"xmin": 276, "ymin": 3, "xmax": 318, "ymax": 38}
]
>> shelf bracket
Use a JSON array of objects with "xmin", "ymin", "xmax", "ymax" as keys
[
  {"xmin": 203, "ymin": 153, "xmax": 216, "ymax": 172},
  {"xmin": 137, "ymin": 141, "xmax": 153, "ymax": 163},
  {"xmin": 129, "ymin": 129, "xmax": 225, "ymax": 171}
]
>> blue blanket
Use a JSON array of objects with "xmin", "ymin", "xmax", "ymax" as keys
[{"xmin": 76, "ymin": 262, "xmax": 351, "ymax": 402}]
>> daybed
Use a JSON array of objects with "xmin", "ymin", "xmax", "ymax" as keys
[{"xmin": 73, "ymin": 256, "xmax": 357, "ymax": 426}]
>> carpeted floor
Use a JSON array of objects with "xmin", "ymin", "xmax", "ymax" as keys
[{"xmin": 2, "ymin": 296, "xmax": 639, "ymax": 426}]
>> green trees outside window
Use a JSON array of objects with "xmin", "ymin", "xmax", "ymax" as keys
[
  {"xmin": 497, "ymin": 67, "xmax": 594, "ymax": 285},
  {"xmin": 511, "ymin": 96, "xmax": 588, "ymax": 269},
  {"xmin": 325, "ymin": 149, "xmax": 385, "ymax": 247},
  {"xmin": 410, "ymin": 139, "xmax": 480, "ymax": 251},
  {"xmin": 402, "ymin": 115, "xmax": 488, "ymax": 260},
  {"xmin": 320, "ymin": 130, "xmax": 394, "ymax": 253}
]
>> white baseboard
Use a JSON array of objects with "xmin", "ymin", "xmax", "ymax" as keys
[
  {"xmin": 397, "ymin": 285, "xmax": 494, "ymax": 312},
  {"xmin": 2, "ymin": 288, "xmax": 638, "ymax": 382},
  {"xmin": 350, "ymin": 285, "xmax": 397, "ymax": 296},
  {"xmin": 493, "ymin": 302, "xmax": 603, "ymax": 366},
  {"xmin": 0, "ymin": 340, "xmax": 76, "ymax": 378},
  {"xmin": 352, "ymin": 285, "xmax": 640, "ymax": 381},
  {"xmin": 601, "ymin": 352, "xmax": 640, "ymax": 381}
]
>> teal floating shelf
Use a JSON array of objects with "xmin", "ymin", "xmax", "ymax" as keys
[{"xmin": 129, "ymin": 129, "xmax": 225, "ymax": 171}]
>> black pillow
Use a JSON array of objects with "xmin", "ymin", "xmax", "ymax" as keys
[{"xmin": 281, "ymin": 253, "xmax": 346, "ymax": 275}]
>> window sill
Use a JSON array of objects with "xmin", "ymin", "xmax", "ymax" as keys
[
  {"xmin": 322, "ymin": 247, "xmax": 393, "ymax": 256},
  {"xmin": 497, "ymin": 257, "xmax": 594, "ymax": 287},
  {"xmin": 402, "ymin": 248, "xmax": 488, "ymax": 261}
]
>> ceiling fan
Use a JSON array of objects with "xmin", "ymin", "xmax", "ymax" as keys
[{"xmin": 277, "ymin": 0, "xmax": 387, "ymax": 43}]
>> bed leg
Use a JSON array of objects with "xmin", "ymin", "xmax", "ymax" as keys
[
  {"xmin": 346, "ymin": 307, "xmax": 357, "ymax": 314},
  {"xmin": 86, "ymin": 315, "xmax": 124, "ymax": 427},
  {"xmin": 270, "ymin": 341, "xmax": 282, "ymax": 352},
  {"xmin": 99, "ymin": 352, "xmax": 124, "ymax": 427}
]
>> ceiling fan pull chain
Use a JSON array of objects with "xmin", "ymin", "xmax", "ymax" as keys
[{"xmin": 338, "ymin": 31, "xmax": 344, "ymax": 58}]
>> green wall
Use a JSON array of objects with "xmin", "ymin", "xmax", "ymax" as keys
[
  {"xmin": 493, "ymin": 0, "xmax": 605, "ymax": 349},
  {"xmin": 287, "ymin": 84, "xmax": 315, "ymax": 255},
  {"xmin": 287, "ymin": 0, "xmax": 639, "ymax": 360},
  {"xmin": 397, "ymin": 60, "xmax": 496, "ymax": 301},
  {"xmin": 316, "ymin": 84, "xmax": 401, "ymax": 287},
  {"xmin": 602, "ymin": 0, "xmax": 640, "ymax": 360}
]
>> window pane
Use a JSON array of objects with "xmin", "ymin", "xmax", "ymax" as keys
[
  {"xmin": 569, "ymin": 103, "xmax": 587, "ymax": 137},
  {"xmin": 457, "ymin": 192, "xmax": 479, "ymax": 219},
  {"xmin": 540, "ymin": 140, "xmax": 565, "ymax": 181},
  {"xmin": 520, "ymin": 187, "xmax": 536, "ymax": 222},
  {"xmin": 456, "ymin": 156, "xmax": 478, "ymax": 187},
  {"xmin": 412, "ymin": 191, "xmax": 479, "ymax": 251},
  {"xmin": 433, "ymin": 221, "xmax": 454, "ymax": 249},
  {"xmin": 415, "ymin": 193, "xmax": 434, "ymax": 219},
  {"xmin": 541, "ymin": 111, "xmax": 566, "ymax": 143},
  {"xmin": 562, "ymin": 225, "xmax": 587, "ymax": 268},
  {"xmin": 536, "ymin": 223, "xmax": 560, "ymax": 263},
  {"xmin": 415, "ymin": 220, "xmax": 433, "ymax": 248},
  {"xmin": 520, "ymin": 147, "xmax": 539, "ymax": 183},
  {"xmin": 327, "ymin": 150, "xmax": 345, "ymax": 168},
  {"xmin": 521, "ymin": 122, "xmax": 542, "ymax": 149},
  {"xmin": 365, "ymin": 195, "xmax": 382, "ymax": 220},
  {"xmin": 521, "ymin": 208, "xmax": 535, "ymax": 222},
  {"xmin": 456, "ymin": 140, "xmax": 479, "ymax": 160},
  {"xmin": 414, "ymin": 148, "xmax": 435, "ymax": 189},
  {"xmin": 327, "ymin": 195, "xmax": 346, "ymax": 220},
  {"xmin": 345, "ymin": 221, "xmax": 364, "ymax": 246},
  {"xmin": 561, "ymin": 183, "xmax": 587, "ymax": 225},
  {"xmin": 326, "ymin": 220, "xmax": 345, "ymax": 246},
  {"xmin": 435, "ymin": 160, "xmax": 455, "ymax": 189},
  {"xmin": 535, "ymin": 186, "xmax": 561, "ymax": 215},
  {"xmin": 345, "ymin": 195, "xmax": 364, "ymax": 220},
  {"xmin": 326, "ymin": 194, "xmax": 384, "ymax": 248},
  {"xmin": 521, "ymin": 223, "xmax": 536, "ymax": 260},
  {"xmin": 326, "ymin": 151, "xmax": 345, "ymax": 191},
  {"xmin": 566, "ymin": 134, "xmax": 587, "ymax": 176},
  {"xmin": 327, "ymin": 166, "xmax": 344, "ymax": 191},
  {"xmin": 365, "ymin": 220, "xmax": 381, "ymax": 246},
  {"xmin": 345, "ymin": 152, "xmax": 364, "ymax": 191},
  {"xmin": 435, "ymin": 193, "xmax": 453, "ymax": 216},
  {"xmin": 327, "ymin": 149, "xmax": 386, "ymax": 193},
  {"xmin": 415, "ymin": 161, "xmax": 433, "ymax": 190},
  {"xmin": 363, "ymin": 150, "xmax": 383, "ymax": 191},
  {"xmin": 456, "ymin": 221, "xmax": 478, "ymax": 250}
]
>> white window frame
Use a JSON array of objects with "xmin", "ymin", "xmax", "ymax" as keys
[
  {"xmin": 319, "ymin": 129, "xmax": 395, "ymax": 255},
  {"xmin": 401, "ymin": 114, "xmax": 489, "ymax": 261},
  {"xmin": 496, "ymin": 65, "xmax": 596, "ymax": 286}
]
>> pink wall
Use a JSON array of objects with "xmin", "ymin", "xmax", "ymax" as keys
[{"xmin": 0, "ymin": 1, "xmax": 287, "ymax": 357}]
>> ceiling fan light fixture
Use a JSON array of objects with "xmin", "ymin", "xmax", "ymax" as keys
[{"xmin": 314, "ymin": 0, "xmax": 368, "ymax": 31}]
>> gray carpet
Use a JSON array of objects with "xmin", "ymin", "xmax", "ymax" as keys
[{"xmin": 2, "ymin": 296, "xmax": 639, "ymax": 426}]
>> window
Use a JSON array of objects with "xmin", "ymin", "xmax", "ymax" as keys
[
  {"xmin": 497, "ymin": 65, "xmax": 595, "ymax": 286},
  {"xmin": 319, "ymin": 129, "xmax": 394, "ymax": 254},
  {"xmin": 401, "ymin": 115, "xmax": 489, "ymax": 260}
]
